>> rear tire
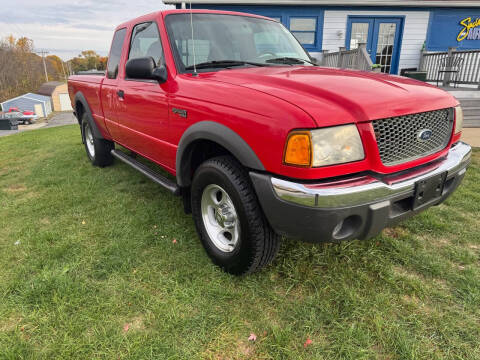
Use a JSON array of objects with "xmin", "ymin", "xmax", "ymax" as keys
[
  {"xmin": 191, "ymin": 156, "xmax": 280, "ymax": 275},
  {"xmin": 81, "ymin": 114, "xmax": 114, "ymax": 167}
]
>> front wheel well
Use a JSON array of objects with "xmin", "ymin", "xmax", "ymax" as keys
[
  {"xmin": 176, "ymin": 121, "xmax": 265, "ymax": 189},
  {"xmin": 182, "ymin": 140, "xmax": 235, "ymax": 187}
]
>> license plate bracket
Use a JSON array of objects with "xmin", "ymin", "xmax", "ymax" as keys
[{"xmin": 413, "ymin": 172, "xmax": 447, "ymax": 210}]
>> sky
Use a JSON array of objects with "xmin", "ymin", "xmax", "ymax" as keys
[{"xmin": 0, "ymin": 0, "xmax": 173, "ymax": 60}]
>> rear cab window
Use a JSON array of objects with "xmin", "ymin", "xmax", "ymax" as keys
[{"xmin": 106, "ymin": 28, "xmax": 127, "ymax": 79}]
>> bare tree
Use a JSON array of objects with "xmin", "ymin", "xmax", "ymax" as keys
[{"xmin": 0, "ymin": 35, "xmax": 64, "ymax": 104}]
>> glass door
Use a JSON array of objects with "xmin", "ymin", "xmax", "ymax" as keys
[
  {"xmin": 371, "ymin": 19, "xmax": 402, "ymax": 74},
  {"xmin": 347, "ymin": 17, "xmax": 403, "ymax": 74},
  {"xmin": 348, "ymin": 19, "xmax": 374, "ymax": 52}
]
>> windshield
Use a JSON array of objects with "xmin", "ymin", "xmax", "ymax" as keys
[{"xmin": 165, "ymin": 13, "xmax": 312, "ymax": 72}]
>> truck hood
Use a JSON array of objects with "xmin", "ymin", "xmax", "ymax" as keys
[{"xmin": 204, "ymin": 66, "xmax": 458, "ymax": 127}]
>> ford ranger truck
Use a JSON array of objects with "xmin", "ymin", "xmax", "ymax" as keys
[{"xmin": 68, "ymin": 10, "xmax": 472, "ymax": 275}]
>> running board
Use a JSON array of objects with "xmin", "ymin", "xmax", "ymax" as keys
[{"xmin": 111, "ymin": 149, "xmax": 180, "ymax": 196}]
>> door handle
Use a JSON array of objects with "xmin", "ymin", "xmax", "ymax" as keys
[{"xmin": 117, "ymin": 90, "xmax": 124, "ymax": 99}]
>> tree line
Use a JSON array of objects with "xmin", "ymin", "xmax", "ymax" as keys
[
  {"xmin": 70, "ymin": 50, "xmax": 107, "ymax": 73},
  {"xmin": 0, "ymin": 35, "xmax": 107, "ymax": 104}
]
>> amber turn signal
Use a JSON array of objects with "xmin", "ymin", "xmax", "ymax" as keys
[{"xmin": 284, "ymin": 132, "xmax": 312, "ymax": 166}]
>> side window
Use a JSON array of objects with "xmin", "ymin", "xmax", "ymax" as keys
[
  {"xmin": 107, "ymin": 28, "xmax": 127, "ymax": 79},
  {"xmin": 129, "ymin": 22, "xmax": 164, "ymax": 66}
]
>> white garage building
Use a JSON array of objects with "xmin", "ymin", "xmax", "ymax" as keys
[{"xmin": 0, "ymin": 93, "xmax": 52, "ymax": 117}]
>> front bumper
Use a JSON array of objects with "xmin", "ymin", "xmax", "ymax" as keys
[{"xmin": 250, "ymin": 142, "xmax": 472, "ymax": 243}]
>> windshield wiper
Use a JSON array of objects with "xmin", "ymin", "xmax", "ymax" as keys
[
  {"xmin": 185, "ymin": 60, "xmax": 268, "ymax": 71},
  {"xmin": 265, "ymin": 57, "xmax": 317, "ymax": 66}
]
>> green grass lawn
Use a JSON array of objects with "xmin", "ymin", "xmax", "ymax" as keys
[{"xmin": 0, "ymin": 125, "xmax": 479, "ymax": 360}]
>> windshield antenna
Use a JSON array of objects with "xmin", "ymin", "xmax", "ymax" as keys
[{"xmin": 189, "ymin": 1, "xmax": 197, "ymax": 74}]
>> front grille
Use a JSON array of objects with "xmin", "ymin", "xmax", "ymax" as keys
[{"xmin": 372, "ymin": 109, "xmax": 453, "ymax": 166}]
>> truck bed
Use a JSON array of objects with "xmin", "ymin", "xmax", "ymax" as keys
[{"xmin": 68, "ymin": 75, "xmax": 107, "ymax": 136}]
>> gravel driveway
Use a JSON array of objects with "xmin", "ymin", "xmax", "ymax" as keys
[{"xmin": 0, "ymin": 112, "xmax": 77, "ymax": 137}]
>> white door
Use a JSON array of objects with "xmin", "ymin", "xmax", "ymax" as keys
[
  {"xmin": 34, "ymin": 104, "xmax": 44, "ymax": 117},
  {"xmin": 59, "ymin": 93, "xmax": 73, "ymax": 111}
]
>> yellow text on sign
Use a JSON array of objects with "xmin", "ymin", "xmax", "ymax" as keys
[{"xmin": 457, "ymin": 17, "xmax": 480, "ymax": 42}]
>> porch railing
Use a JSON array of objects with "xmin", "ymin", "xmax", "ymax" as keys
[
  {"xmin": 419, "ymin": 47, "xmax": 480, "ymax": 88},
  {"xmin": 320, "ymin": 43, "xmax": 374, "ymax": 71}
]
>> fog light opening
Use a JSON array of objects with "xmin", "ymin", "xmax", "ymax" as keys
[{"xmin": 332, "ymin": 215, "xmax": 362, "ymax": 240}]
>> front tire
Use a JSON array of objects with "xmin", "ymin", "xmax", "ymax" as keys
[
  {"xmin": 81, "ymin": 114, "xmax": 114, "ymax": 167},
  {"xmin": 191, "ymin": 156, "xmax": 280, "ymax": 275}
]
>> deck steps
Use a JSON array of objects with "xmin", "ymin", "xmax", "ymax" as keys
[{"xmin": 456, "ymin": 98, "xmax": 480, "ymax": 128}]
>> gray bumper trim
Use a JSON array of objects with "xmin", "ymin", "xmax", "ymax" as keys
[{"xmin": 271, "ymin": 142, "xmax": 472, "ymax": 208}]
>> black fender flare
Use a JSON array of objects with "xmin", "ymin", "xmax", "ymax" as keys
[
  {"xmin": 74, "ymin": 91, "xmax": 104, "ymax": 139},
  {"xmin": 176, "ymin": 121, "xmax": 265, "ymax": 187}
]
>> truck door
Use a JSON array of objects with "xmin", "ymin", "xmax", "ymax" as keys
[
  {"xmin": 101, "ymin": 27, "xmax": 127, "ymax": 140},
  {"xmin": 115, "ymin": 21, "xmax": 171, "ymax": 169}
]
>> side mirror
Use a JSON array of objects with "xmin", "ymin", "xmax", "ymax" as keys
[
  {"xmin": 125, "ymin": 57, "xmax": 167, "ymax": 83},
  {"xmin": 152, "ymin": 65, "xmax": 168, "ymax": 83}
]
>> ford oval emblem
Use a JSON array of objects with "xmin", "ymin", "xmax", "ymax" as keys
[{"xmin": 417, "ymin": 129, "xmax": 433, "ymax": 141}]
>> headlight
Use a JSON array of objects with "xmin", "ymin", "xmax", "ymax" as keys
[
  {"xmin": 454, "ymin": 106, "xmax": 463, "ymax": 134},
  {"xmin": 284, "ymin": 124, "xmax": 364, "ymax": 167}
]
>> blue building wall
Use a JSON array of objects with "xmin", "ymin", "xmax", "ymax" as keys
[{"xmin": 426, "ymin": 9, "xmax": 480, "ymax": 51}]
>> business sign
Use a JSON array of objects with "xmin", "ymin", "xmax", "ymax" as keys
[
  {"xmin": 427, "ymin": 10, "xmax": 480, "ymax": 50},
  {"xmin": 457, "ymin": 17, "xmax": 480, "ymax": 41}
]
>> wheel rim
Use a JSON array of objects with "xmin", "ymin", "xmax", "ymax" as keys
[
  {"xmin": 85, "ymin": 124, "xmax": 95, "ymax": 158},
  {"xmin": 201, "ymin": 184, "xmax": 240, "ymax": 253}
]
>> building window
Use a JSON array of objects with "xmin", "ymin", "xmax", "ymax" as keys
[{"xmin": 290, "ymin": 17, "xmax": 317, "ymax": 46}]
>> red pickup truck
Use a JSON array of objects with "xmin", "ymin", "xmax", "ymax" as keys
[{"xmin": 68, "ymin": 9, "xmax": 471, "ymax": 275}]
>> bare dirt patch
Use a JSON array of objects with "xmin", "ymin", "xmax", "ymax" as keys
[
  {"xmin": 394, "ymin": 266, "xmax": 451, "ymax": 293},
  {"xmin": 0, "ymin": 315, "xmax": 22, "ymax": 332},
  {"xmin": 0, "ymin": 168, "xmax": 8, "ymax": 177},
  {"xmin": 401, "ymin": 294, "xmax": 435, "ymax": 315},
  {"xmin": 393, "ymin": 265, "xmax": 423, "ymax": 281},
  {"xmin": 200, "ymin": 328, "xmax": 260, "ymax": 360},
  {"xmin": 383, "ymin": 227, "xmax": 408, "ymax": 239},
  {"xmin": 237, "ymin": 340, "xmax": 255, "ymax": 358},
  {"xmin": 432, "ymin": 277, "xmax": 450, "ymax": 291},
  {"xmin": 371, "ymin": 343, "xmax": 393, "ymax": 360},
  {"xmin": 3, "ymin": 184, "xmax": 27, "ymax": 193},
  {"xmin": 430, "ymin": 237, "xmax": 451, "ymax": 248},
  {"xmin": 122, "ymin": 315, "xmax": 145, "ymax": 333}
]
